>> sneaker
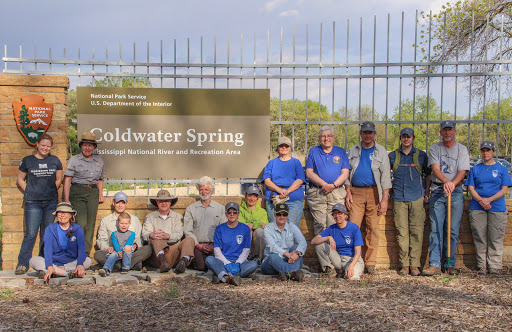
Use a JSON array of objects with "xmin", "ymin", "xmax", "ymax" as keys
[
  {"xmin": 15, "ymin": 265, "xmax": 28, "ymax": 275},
  {"xmin": 446, "ymin": 267, "xmax": 459, "ymax": 275},
  {"xmin": 290, "ymin": 270, "xmax": 304, "ymax": 282},
  {"xmin": 98, "ymin": 268, "xmax": 110, "ymax": 277},
  {"xmin": 227, "ymin": 275, "xmax": 242, "ymax": 286},
  {"xmin": 323, "ymin": 267, "xmax": 337, "ymax": 279},
  {"xmin": 422, "ymin": 265, "xmax": 442, "ymax": 276},
  {"xmin": 398, "ymin": 267, "xmax": 409, "ymax": 276},
  {"xmin": 488, "ymin": 268, "xmax": 500, "ymax": 275},
  {"xmin": 121, "ymin": 269, "xmax": 129, "ymax": 274},
  {"xmin": 410, "ymin": 267, "xmax": 421, "ymax": 276},
  {"xmin": 173, "ymin": 257, "xmax": 188, "ymax": 274},
  {"xmin": 477, "ymin": 268, "xmax": 487, "ymax": 276},
  {"xmin": 158, "ymin": 254, "xmax": 171, "ymax": 273},
  {"xmin": 365, "ymin": 265, "xmax": 376, "ymax": 275},
  {"xmin": 279, "ymin": 272, "xmax": 289, "ymax": 281},
  {"xmin": 212, "ymin": 274, "xmax": 221, "ymax": 284}
]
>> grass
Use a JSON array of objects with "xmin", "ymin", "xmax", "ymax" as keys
[
  {"xmin": 0, "ymin": 289, "xmax": 15, "ymax": 299},
  {"xmin": 166, "ymin": 283, "xmax": 180, "ymax": 298}
]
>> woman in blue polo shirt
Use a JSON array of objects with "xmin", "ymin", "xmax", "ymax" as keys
[{"xmin": 465, "ymin": 141, "xmax": 512, "ymax": 275}]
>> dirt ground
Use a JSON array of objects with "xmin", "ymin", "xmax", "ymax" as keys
[{"xmin": 0, "ymin": 270, "xmax": 511, "ymax": 331}]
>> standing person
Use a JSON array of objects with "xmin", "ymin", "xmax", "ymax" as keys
[
  {"xmin": 465, "ymin": 141, "xmax": 512, "ymax": 275},
  {"xmin": 345, "ymin": 121, "xmax": 392, "ymax": 274},
  {"xmin": 263, "ymin": 136, "xmax": 306, "ymax": 227},
  {"xmin": 388, "ymin": 128, "xmax": 430, "ymax": 276},
  {"xmin": 423, "ymin": 120, "xmax": 470, "ymax": 276},
  {"xmin": 261, "ymin": 203, "xmax": 307, "ymax": 282},
  {"xmin": 29, "ymin": 202, "xmax": 92, "ymax": 282},
  {"xmin": 205, "ymin": 202, "xmax": 258, "ymax": 286},
  {"xmin": 63, "ymin": 132, "xmax": 105, "ymax": 255},
  {"xmin": 98, "ymin": 212, "xmax": 135, "ymax": 276},
  {"xmin": 306, "ymin": 127, "xmax": 351, "ymax": 235},
  {"xmin": 311, "ymin": 203, "xmax": 365, "ymax": 280},
  {"xmin": 239, "ymin": 185, "xmax": 268, "ymax": 263},
  {"xmin": 94, "ymin": 192, "xmax": 152, "ymax": 271},
  {"xmin": 15, "ymin": 134, "xmax": 63, "ymax": 275},
  {"xmin": 183, "ymin": 176, "xmax": 226, "ymax": 271},
  {"xmin": 142, "ymin": 190, "xmax": 195, "ymax": 274}
]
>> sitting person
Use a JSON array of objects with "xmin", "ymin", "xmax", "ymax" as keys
[
  {"xmin": 238, "ymin": 185, "xmax": 268, "ymax": 263},
  {"xmin": 94, "ymin": 192, "xmax": 151, "ymax": 271},
  {"xmin": 261, "ymin": 203, "xmax": 307, "ymax": 282},
  {"xmin": 142, "ymin": 190, "xmax": 195, "ymax": 274},
  {"xmin": 205, "ymin": 202, "xmax": 258, "ymax": 286},
  {"xmin": 183, "ymin": 176, "xmax": 226, "ymax": 271},
  {"xmin": 98, "ymin": 212, "xmax": 135, "ymax": 276},
  {"xmin": 29, "ymin": 202, "xmax": 91, "ymax": 282},
  {"xmin": 311, "ymin": 203, "xmax": 364, "ymax": 280}
]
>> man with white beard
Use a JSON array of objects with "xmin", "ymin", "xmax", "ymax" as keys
[{"xmin": 183, "ymin": 176, "xmax": 227, "ymax": 271}]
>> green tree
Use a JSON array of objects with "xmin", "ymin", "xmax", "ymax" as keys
[{"xmin": 18, "ymin": 105, "xmax": 30, "ymax": 128}]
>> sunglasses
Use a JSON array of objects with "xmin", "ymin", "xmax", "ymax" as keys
[
  {"xmin": 227, "ymin": 210, "xmax": 238, "ymax": 215},
  {"xmin": 276, "ymin": 213, "xmax": 289, "ymax": 217}
]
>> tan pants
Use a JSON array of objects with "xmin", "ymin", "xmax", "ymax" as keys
[
  {"xmin": 393, "ymin": 198, "xmax": 425, "ymax": 268},
  {"xmin": 307, "ymin": 186, "xmax": 347, "ymax": 235},
  {"xmin": 349, "ymin": 186, "xmax": 380, "ymax": 266},
  {"xmin": 469, "ymin": 209, "xmax": 508, "ymax": 270},
  {"xmin": 150, "ymin": 237, "xmax": 195, "ymax": 268},
  {"xmin": 249, "ymin": 228, "xmax": 265, "ymax": 262},
  {"xmin": 315, "ymin": 243, "xmax": 364, "ymax": 280}
]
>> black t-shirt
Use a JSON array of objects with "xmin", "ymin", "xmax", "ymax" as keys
[{"xmin": 19, "ymin": 155, "xmax": 62, "ymax": 201}]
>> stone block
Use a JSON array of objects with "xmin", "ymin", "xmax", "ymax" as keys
[
  {"xmin": 2, "ymin": 215, "xmax": 23, "ymax": 232},
  {"xmin": 94, "ymin": 276, "xmax": 115, "ymax": 286},
  {"xmin": 251, "ymin": 274, "xmax": 277, "ymax": 281},
  {"xmin": 1, "ymin": 261, "xmax": 16, "ymax": 271},
  {"xmin": 115, "ymin": 275, "xmax": 139, "ymax": 285},
  {"xmin": 146, "ymin": 272, "xmax": 173, "ymax": 283},
  {"xmin": 56, "ymin": 93, "xmax": 67, "ymax": 105},
  {"xmin": 1, "ymin": 278, "xmax": 27, "ymax": 287},
  {"xmin": 0, "ymin": 86, "xmax": 28, "ymax": 102},
  {"xmin": 170, "ymin": 271, "xmax": 195, "ymax": 281},
  {"xmin": 27, "ymin": 87, "xmax": 66, "ymax": 94},
  {"xmin": 131, "ymin": 273, "xmax": 149, "ymax": 281},
  {"xmin": 67, "ymin": 277, "xmax": 94, "ymax": 286},
  {"xmin": 1, "ymin": 166, "xmax": 20, "ymax": 177},
  {"xmin": 33, "ymin": 279, "xmax": 45, "ymax": 286},
  {"xmin": 48, "ymin": 277, "xmax": 68, "ymax": 286},
  {"xmin": 1, "ymin": 153, "xmax": 9, "ymax": 166},
  {"xmin": 0, "ymin": 74, "xmax": 69, "ymax": 88}
]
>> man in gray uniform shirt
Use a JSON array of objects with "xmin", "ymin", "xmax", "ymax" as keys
[{"xmin": 183, "ymin": 176, "xmax": 227, "ymax": 271}]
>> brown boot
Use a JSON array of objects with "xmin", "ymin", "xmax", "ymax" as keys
[
  {"xmin": 365, "ymin": 265, "xmax": 376, "ymax": 275},
  {"xmin": 398, "ymin": 266, "xmax": 409, "ymax": 276},
  {"xmin": 422, "ymin": 265, "xmax": 441, "ymax": 276},
  {"xmin": 322, "ymin": 266, "xmax": 337, "ymax": 279},
  {"xmin": 158, "ymin": 254, "xmax": 171, "ymax": 273},
  {"xmin": 410, "ymin": 267, "xmax": 420, "ymax": 276}
]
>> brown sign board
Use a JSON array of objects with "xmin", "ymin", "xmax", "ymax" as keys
[
  {"xmin": 12, "ymin": 95, "xmax": 53, "ymax": 146},
  {"xmin": 77, "ymin": 87, "xmax": 270, "ymax": 179}
]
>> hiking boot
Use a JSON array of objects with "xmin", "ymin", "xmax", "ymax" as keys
[
  {"xmin": 410, "ymin": 267, "xmax": 421, "ymax": 276},
  {"xmin": 158, "ymin": 254, "xmax": 171, "ymax": 273},
  {"xmin": 323, "ymin": 266, "xmax": 337, "ymax": 278},
  {"xmin": 173, "ymin": 257, "xmax": 188, "ymax": 274},
  {"xmin": 279, "ymin": 272, "xmax": 289, "ymax": 281},
  {"xmin": 212, "ymin": 274, "xmax": 221, "ymax": 284},
  {"xmin": 446, "ymin": 267, "xmax": 459, "ymax": 275},
  {"xmin": 488, "ymin": 268, "xmax": 500, "ymax": 275},
  {"xmin": 477, "ymin": 268, "xmax": 487, "ymax": 276},
  {"xmin": 290, "ymin": 270, "xmax": 304, "ymax": 282},
  {"xmin": 335, "ymin": 268, "xmax": 346, "ymax": 279},
  {"xmin": 398, "ymin": 266, "xmax": 409, "ymax": 276},
  {"xmin": 227, "ymin": 275, "xmax": 242, "ymax": 286},
  {"xmin": 365, "ymin": 265, "xmax": 376, "ymax": 275},
  {"xmin": 422, "ymin": 265, "xmax": 441, "ymax": 276},
  {"xmin": 15, "ymin": 265, "xmax": 28, "ymax": 275}
]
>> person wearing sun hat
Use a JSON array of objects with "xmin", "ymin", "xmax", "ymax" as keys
[
  {"xmin": 63, "ymin": 132, "xmax": 106, "ymax": 255},
  {"xmin": 29, "ymin": 202, "xmax": 91, "ymax": 282},
  {"xmin": 142, "ymin": 190, "xmax": 195, "ymax": 274}
]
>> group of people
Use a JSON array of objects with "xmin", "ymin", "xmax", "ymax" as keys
[{"xmin": 14, "ymin": 120, "xmax": 511, "ymax": 283}]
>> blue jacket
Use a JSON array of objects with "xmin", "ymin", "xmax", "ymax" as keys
[{"xmin": 43, "ymin": 222, "xmax": 87, "ymax": 267}]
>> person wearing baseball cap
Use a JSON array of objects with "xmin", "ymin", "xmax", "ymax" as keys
[
  {"xmin": 63, "ymin": 131, "xmax": 106, "ymax": 255},
  {"xmin": 465, "ymin": 141, "xmax": 512, "ymax": 275},
  {"xmin": 311, "ymin": 203, "xmax": 365, "ymax": 280},
  {"xmin": 345, "ymin": 121, "xmax": 392, "ymax": 275},
  {"xmin": 388, "ymin": 127, "xmax": 430, "ymax": 276},
  {"xmin": 205, "ymin": 202, "xmax": 258, "ymax": 286},
  {"xmin": 238, "ymin": 185, "xmax": 269, "ymax": 263},
  {"xmin": 261, "ymin": 203, "xmax": 308, "ymax": 282},
  {"xmin": 423, "ymin": 120, "xmax": 470, "ymax": 276},
  {"xmin": 142, "ymin": 190, "xmax": 195, "ymax": 274},
  {"xmin": 94, "ymin": 192, "xmax": 152, "ymax": 272}
]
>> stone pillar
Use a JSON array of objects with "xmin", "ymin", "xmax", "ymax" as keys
[{"xmin": 0, "ymin": 74, "xmax": 69, "ymax": 270}]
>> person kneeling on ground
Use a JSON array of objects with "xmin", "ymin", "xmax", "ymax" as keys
[
  {"xmin": 238, "ymin": 185, "xmax": 268, "ymax": 263},
  {"xmin": 142, "ymin": 190, "xmax": 195, "ymax": 274},
  {"xmin": 29, "ymin": 202, "xmax": 91, "ymax": 282},
  {"xmin": 311, "ymin": 203, "xmax": 364, "ymax": 280},
  {"xmin": 94, "ymin": 192, "xmax": 151, "ymax": 272},
  {"xmin": 261, "ymin": 203, "xmax": 307, "ymax": 282},
  {"xmin": 98, "ymin": 212, "xmax": 135, "ymax": 276},
  {"xmin": 205, "ymin": 202, "xmax": 258, "ymax": 286}
]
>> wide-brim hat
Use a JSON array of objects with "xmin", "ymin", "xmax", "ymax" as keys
[
  {"xmin": 79, "ymin": 132, "xmax": 100, "ymax": 145},
  {"xmin": 150, "ymin": 190, "xmax": 178, "ymax": 207},
  {"xmin": 52, "ymin": 202, "xmax": 77, "ymax": 216}
]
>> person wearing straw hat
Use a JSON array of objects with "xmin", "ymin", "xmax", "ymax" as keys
[
  {"xmin": 63, "ymin": 132, "xmax": 106, "ymax": 255},
  {"xmin": 423, "ymin": 120, "xmax": 470, "ymax": 276},
  {"xmin": 465, "ymin": 141, "xmax": 512, "ymax": 275},
  {"xmin": 238, "ymin": 184, "xmax": 268, "ymax": 263},
  {"xmin": 388, "ymin": 127, "xmax": 430, "ymax": 276},
  {"xmin": 311, "ymin": 203, "xmax": 364, "ymax": 280},
  {"xmin": 29, "ymin": 202, "xmax": 92, "ymax": 282},
  {"xmin": 142, "ymin": 190, "xmax": 195, "ymax": 274}
]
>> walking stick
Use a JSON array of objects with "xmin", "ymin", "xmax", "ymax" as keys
[{"xmin": 447, "ymin": 193, "xmax": 451, "ymax": 267}]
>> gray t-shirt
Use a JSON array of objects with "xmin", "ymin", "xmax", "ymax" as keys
[{"xmin": 428, "ymin": 142, "xmax": 470, "ymax": 189}]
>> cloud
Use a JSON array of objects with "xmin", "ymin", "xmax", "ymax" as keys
[
  {"xmin": 264, "ymin": 0, "xmax": 287, "ymax": 12},
  {"xmin": 279, "ymin": 9, "xmax": 299, "ymax": 17}
]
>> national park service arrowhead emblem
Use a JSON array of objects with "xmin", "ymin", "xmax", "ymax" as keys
[{"xmin": 12, "ymin": 95, "xmax": 53, "ymax": 146}]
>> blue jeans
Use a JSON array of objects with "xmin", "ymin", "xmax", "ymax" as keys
[
  {"xmin": 205, "ymin": 257, "xmax": 258, "ymax": 278},
  {"xmin": 17, "ymin": 200, "xmax": 58, "ymax": 267},
  {"xmin": 261, "ymin": 244, "xmax": 303, "ymax": 274},
  {"xmin": 104, "ymin": 251, "xmax": 133, "ymax": 271},
  {"xmin": 265, "ymin": 199, "xmax": 304, "ymax": 227},
  {"xmin": 428, "ymin": 186, "xmax": 464, "ymax": 268}
]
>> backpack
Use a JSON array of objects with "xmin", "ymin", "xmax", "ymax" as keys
[{"xmin": 392, "ymin": 148, "xmax": 422, "ymax": 175}]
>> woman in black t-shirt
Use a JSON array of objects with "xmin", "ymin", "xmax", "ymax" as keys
[{"xmin": 15, "ymin": 134, "xmax": 63, "ymax": 275}]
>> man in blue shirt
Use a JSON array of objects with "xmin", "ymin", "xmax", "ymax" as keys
[
  {"xmin": 346, "ymin": 121, "xmax": 392, "ymax": 274},
  {"xmin": 388, "ymin": 128, "xmax": 430, "ymax": 276},
  {"xmin": 306, "ymin": 126, "xmax": 351, "ymax": 235}
]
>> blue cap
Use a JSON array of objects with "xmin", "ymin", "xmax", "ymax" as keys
[
  {"xmin": 225, "ymin": 202, "xmax": 240, "ymax": 212},
  {"xmin": 399, "ymin": 127, "xmax": 414, "ymax": 137},
  {"xmin": 331, "ymin": 203, "xmax": 348, "ymax": 214},
  {"xmin": 113, "ymin": 192, "xmax": 128, "ymax": 202}
]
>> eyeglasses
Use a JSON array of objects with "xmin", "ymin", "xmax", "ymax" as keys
[
  {"xmin": 278, "ymin": 144, "xmax": 290, "ymax": 148},
  {"xmin": 276, "ymin": 213, "xmax": 289, "ymax": 217},
  {"xmin": 319, "ymin": 135, "xmax": 334, "ymax": 139},
  {"xmin": 227, "ymin": 210, "xmax": 238, "ymax": 215}
]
